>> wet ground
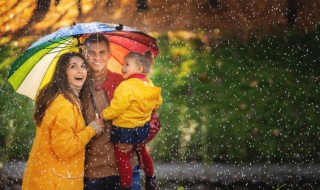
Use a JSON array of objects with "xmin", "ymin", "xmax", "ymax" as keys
[
  {"xmin": 1, "ymin": 161, "xmax": 319, "ymax": 189},
  {"xmin": 154, "ymin": 163, "xmax": 320, "ymax": 189}
]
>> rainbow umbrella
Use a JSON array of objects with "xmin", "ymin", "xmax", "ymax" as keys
[{"xmin": 7, "ymin": 22, "xmax": 159, "ymax": 100}]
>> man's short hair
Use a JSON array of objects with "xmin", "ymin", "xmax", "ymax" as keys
[{"xmin": 83, "ymin": 34, "xmax": 110, "ymax": 50}]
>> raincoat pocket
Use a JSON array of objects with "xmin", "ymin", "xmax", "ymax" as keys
[
  {"xmin": 51, "ymin": 168, "xmax": 84, "ymax": 190},
  {"xmin": 52, "ymin": 168, "xmax": 84, "ymax": 179}
]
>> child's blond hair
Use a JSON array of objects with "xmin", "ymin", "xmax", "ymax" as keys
[{"xmin": 124, "ymin": 51, "xmax": 154, "ymax": 74}]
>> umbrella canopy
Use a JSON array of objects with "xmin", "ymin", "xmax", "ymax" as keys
[{"xmin": 7, "ymin": 22, "xmax": 159, "ymax": 100}]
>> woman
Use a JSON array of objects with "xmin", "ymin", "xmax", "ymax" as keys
[{"xmin": 22, "ymin": 52, "xmax": 104, "ymax": 190}]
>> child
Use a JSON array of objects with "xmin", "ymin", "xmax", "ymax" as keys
[{"xmin": 101, "ymin": 51, "xmax": 162, "ymax": 190}]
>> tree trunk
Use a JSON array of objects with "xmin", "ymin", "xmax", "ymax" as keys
[
  {"xmin": 287, "ymin": 0, "xmax": 297, "ymax": 27},
  {"xmin": 78, "ymin": 0, "xmax": 82, "ymax": 15},
  {"xmin": 137, "ymin": 0, "xmax": 148, "ymax": 11},
  {"xmin": 106, "ymin": 0, "xmax": 112, "ymax": 6},
  {"xmin": 210, "ymin": 0, "xmax": 220, "ymax": 8},
  {"xmin": 36, "ymin": 0, "xmax": 50, "ymax": 10}
]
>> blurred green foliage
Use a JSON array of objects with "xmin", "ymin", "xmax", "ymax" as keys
[
  {"xmin": 0, "ymin": 29, "xmax": 319, "ymax": 164},
  {"xmin": 150, "ymin": 29, "xmax": 320, "ymax": 164},
  {"xmin": 0, "ymin": 45, "xmax": 35, "ymax": 163}
]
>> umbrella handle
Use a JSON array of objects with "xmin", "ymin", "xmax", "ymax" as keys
[{"xmin": 90, "ymin": 85, "xmax": 101, "ymax": 119}]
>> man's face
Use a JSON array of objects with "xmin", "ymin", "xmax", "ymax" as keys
[{"xmin": 84, "ymin": 41, "xmax": 110, "ymax": 75}]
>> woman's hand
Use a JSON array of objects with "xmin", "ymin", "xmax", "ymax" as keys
[{"xmin": 89, "ymin": 118, "xmax": 104, "ymax": 136}]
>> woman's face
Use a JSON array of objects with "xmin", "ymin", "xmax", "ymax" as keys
[{"xmin": 66, "ymin": 56, "xmax": 87, "ymax": 90}]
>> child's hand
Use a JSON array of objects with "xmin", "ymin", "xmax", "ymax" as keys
[{"xmin": 95, "ymin": 118, "xmax": 104, "ymax": 125}]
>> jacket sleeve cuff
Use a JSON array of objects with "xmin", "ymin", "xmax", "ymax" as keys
[
  {"xmin": 88, "ymin": 120, "xmax": 105, "ymax": 136},
  {"xmin": 86, "ymin": 125, "xmax": 97, "ymax": 136}
]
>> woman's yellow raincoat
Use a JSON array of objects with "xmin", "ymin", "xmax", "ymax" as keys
[{"xmin": 22, "ymin": 94, "xmax": 96, "ymax": 190}]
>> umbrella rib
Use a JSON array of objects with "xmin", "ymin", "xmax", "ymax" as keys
[
  {"xmin": 47, "ymin": 37, "xmax": 75, "ymax": 45},
  {"xmin": 42, "ymin": 38, "xmax": 78, "ymax": 51},
  {"xmin": 44, "ymin": 49, "xmax": 77, "ymax": 54},
  {"xmin": 43, "ymin": 45, "xmax": 77, "ymax": 50},
  {"xmin": 45, "ymin": 45, "xmax": 78, "ymax": 54}
]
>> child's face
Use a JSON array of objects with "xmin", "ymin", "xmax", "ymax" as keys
[{"xmin": 121, "ymin": 58, "xmax": 143, "ymax": 79}]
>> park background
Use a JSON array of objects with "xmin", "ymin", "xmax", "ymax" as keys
[{"xmin": 0, "ymin": 0, "xmax": 319, "ymax": 189}]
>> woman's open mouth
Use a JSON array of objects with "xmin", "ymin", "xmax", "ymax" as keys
[{"xmin": 74, "ymin": 76, "xmax": 84, "ymax": 81}]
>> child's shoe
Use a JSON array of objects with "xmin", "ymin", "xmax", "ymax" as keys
[{"xmin": 145, "ymin": 176, "xmax": 160, "ymax": 190}]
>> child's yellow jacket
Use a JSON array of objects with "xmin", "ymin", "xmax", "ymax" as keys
[
  {"xmin": 22, "ymin": 94, "xmax": 96, "ymax": 190},
  {"xmin": 102, "ymin": 78, "xmax": 162, "ymax": 128}
]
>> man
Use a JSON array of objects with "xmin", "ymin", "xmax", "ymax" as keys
[{"xmin": 81, "ymin": 34, "xmax": 141, "ymax": 190}]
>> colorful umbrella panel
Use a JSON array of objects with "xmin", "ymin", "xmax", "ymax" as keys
[{"xmin": 8, "ymin": 22, "xmax": 159, "ymax": 100}]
